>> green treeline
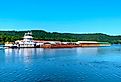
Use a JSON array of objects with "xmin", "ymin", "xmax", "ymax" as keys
[{"xmin": 0, "ymin": 30, "xmax": 121, "ymax": 44}]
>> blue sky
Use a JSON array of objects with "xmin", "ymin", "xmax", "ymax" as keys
[{"xmin": 0, "ymin": 0, "xmax": 121, "ymax": 35}]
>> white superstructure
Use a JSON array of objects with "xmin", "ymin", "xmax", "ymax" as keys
[{"xmin": 15, "ymin": 32, "xmax": 36, "ymax": 48}]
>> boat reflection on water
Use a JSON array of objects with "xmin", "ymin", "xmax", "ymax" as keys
[
  {"xmin": 4, "ymin": 48, "xmax": 99, "ymax": 62},
  {"xmin": 4, "ymin": 48, "xmax": 78, "ymax": 64},
  {"xmin": 4, "ymin": 47, "xmax": 100, "ymax": 64},
  {"xmin": 4, "ymin": 48, "xmax": 44, "ymax": 64}
]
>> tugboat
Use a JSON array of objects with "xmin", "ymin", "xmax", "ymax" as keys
[{"xmin": 5, "ymin": 32, "xmax": 36, "ymax": 48}]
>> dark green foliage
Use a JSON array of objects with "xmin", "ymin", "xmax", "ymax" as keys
[{"xmin": 0, "ymin": 30, "xmax": 121, "ymax": 44}]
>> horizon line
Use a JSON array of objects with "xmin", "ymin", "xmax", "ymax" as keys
[{"xmin": 0, "ymin": 29, "xmax": 120, "ymax": 36}]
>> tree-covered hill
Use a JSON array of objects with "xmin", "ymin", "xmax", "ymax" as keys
[{"xmin": 0, "ymin": 30, "xmax": 121, "ymax": 44}]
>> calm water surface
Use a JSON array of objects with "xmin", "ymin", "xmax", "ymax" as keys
[{"xmin": 0, "ymin": 45, "xmax": 121, "ymax": 82}]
